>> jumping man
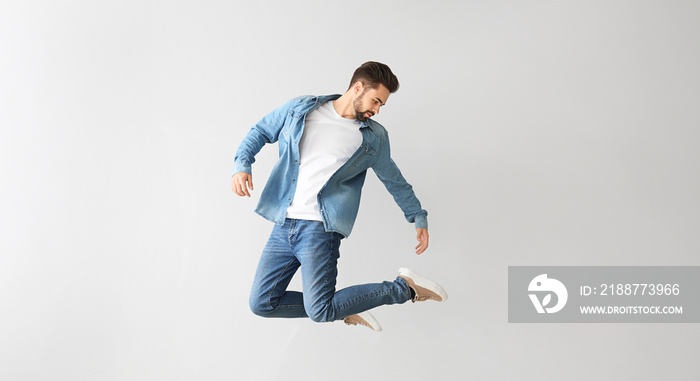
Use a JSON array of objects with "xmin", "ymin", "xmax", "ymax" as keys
[{"xmin": 231, "ymin": 61, "xmax": 447, "ymax": 332}]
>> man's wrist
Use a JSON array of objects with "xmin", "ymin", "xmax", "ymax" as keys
[
  {"xmin": 414, "ymin": 215, "xmax": 428, "ymax": 230},
  {"xmin": 232, "ymin": 161, "xmax": 252, "ymax": 176}
]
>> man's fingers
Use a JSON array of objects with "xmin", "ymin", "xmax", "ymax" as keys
[
  {"xmin": 240, "ymin": 180, "xmax": 250, "ymax": 197},
  {"xmin": 241, "ymin": 174, "xmax": 253, "ymax": 196},
  {"xmin": 415, "ymin": 229, "xmax": 429, "ymax": 255},
  {"xmin": 234, "ymin": 180, "xmax": 246, "ymax": 196},
  {"xmin": 415, "ymin": 240, "xmax": 424, "ymax": 252}
]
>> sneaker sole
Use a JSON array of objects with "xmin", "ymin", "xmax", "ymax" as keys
[
  {"xmin": 357, "ymin": 311, "xmax": 382, "ymax": 332},
  {"xmin": 398, "ymin": 267, "xmax": 449, "ymax": 302}
]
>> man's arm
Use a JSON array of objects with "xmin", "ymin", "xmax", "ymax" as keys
[
  {"xmin": 372, "ymin": 134, "xmax": 429, "ymax": 254},
  {"xmin": 231, "ymin": 98, "xmax": 295, "ymax": 196}
]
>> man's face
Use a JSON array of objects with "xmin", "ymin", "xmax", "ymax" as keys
[{"xmin": 352, "ymin": 83, "xmax": 390, "ymax": 122}]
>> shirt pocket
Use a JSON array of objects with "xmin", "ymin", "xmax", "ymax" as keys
[
  {"xmin": 281, "ymin": 111, "xmax": 301, "ymax": 140},
  {"xmin": 352, "ymin": 143, "xmax": 377, "ymax": 168}
]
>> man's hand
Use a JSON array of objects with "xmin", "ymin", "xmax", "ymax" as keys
[
  {"xmin": 231, "ymin": 172, "xmax": 254, "ymax": 197},
  {"xmin": 415, "ymin": 228, "xmax": 429, "ymax": 255}
]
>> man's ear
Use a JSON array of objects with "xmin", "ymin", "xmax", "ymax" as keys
[{"xmin": 353, "ymin": 81, "xmax": 364, "ymax": 95}]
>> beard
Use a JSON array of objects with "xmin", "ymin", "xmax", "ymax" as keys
[{"xmin": 353, "ymin": 89, "xmax": 374, "ymax": 121}]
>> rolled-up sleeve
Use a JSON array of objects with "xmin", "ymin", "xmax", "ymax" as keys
[{"xmin": 371, "ymin": 134, "xmax": 428, "ymax": 230}]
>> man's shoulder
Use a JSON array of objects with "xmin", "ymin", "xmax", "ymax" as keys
[
  {"xmin": 366, "ymin": 119, "xmax": 389, "ymax": 139},
  {"xmin": 288, "ymin": 95, "xmax": 316, "ymax": 104},
  {"xmin": 287, "ymin": 94, "xmax": 341, "ymax": 107},
  {"xmin": 278, "ymin": 95, "xmax": 314, "ymax": 112},
  {"xmin": 275, "ymin": 94, "xmax": 339, "ymax": 116}
]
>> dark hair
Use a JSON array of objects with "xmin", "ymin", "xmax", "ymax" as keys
[{"xmin": 348, "ymin": 61, "xmax": 400, "ymax": 93}]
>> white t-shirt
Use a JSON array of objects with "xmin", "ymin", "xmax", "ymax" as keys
[{"xmin": 286, "ymin": 101, "xmax": 363, "ymax": 221}]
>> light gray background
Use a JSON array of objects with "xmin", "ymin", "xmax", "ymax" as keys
[{"xmin": 1, "ymin": 1, "xmax": 699, "ymax": 380}]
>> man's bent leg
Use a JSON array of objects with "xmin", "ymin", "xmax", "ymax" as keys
[
  {"xmin": 292, "ymin": 220, "xmax": 412, "ymax": 323},
  {"xmin": 249, "ymin": 220, "xmax": 308, "ymax": 318}
]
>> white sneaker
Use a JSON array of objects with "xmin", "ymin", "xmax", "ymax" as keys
[
  {"xmin": 343, "ymin": 311, "xmax": 382, "ymax": 332},
  {"xmin": 398, "ymin": 268, "xmax": 448, "ymax": 302}
]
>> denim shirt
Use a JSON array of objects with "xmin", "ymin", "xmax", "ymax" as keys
[{"xmin": 233, "ymin": 94, "xmax": 428, "ymax": 238}]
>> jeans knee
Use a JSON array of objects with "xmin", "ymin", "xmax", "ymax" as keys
[
  {"xmin": 249, "ymin": 295, "xmax": 273, "ymax": 318},
  {"xmin": 306, "ymin": 305, "xmax": 335, "ymax": 323}
]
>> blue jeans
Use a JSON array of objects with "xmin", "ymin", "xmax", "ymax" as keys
[{"xmin": 249, "ymin": 218, "xmax": 412, "ymax": 322}]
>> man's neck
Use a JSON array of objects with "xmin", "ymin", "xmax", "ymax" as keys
[{"xmin": 332, "ymin": 91, "xmax": 356, "ymax": 120}]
